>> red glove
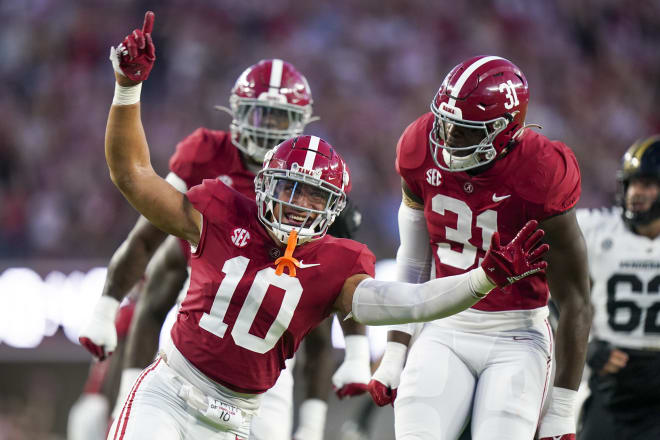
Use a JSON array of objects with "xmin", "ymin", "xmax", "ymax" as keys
[
  {"xmin": 481, "ymin": 219, "xmax": 549, "ymax": 288},
  {"xmin": 111, "ymin": 11, "xmax": 156, "ymax": 82},
  {"xmin": 367, "ymin": 379, "xmax": 398, "ymax": 407},
  {"xmin": 367, "ymin": 341, "xmax": 407, "ymax": 407}
]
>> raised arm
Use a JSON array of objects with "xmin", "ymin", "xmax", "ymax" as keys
[
  {"xmin": 79, "ymin": 11, "xmax": 200, "ymax": 361},
  {"xmin": 105, "ymin": 11, "xmax": 201, "ymax": 244}
]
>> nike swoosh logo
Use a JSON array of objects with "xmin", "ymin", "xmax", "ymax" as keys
[
  {"xmin": 492, "ymin": 194, "xmax": 511, "ymax": 202},
  {"xmin": 298, "ymin": 261, "xmax": 321, "ymax": 268}
]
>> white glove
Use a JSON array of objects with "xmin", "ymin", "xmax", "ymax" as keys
[
  {"xmin": 78, "ymin": 296, "xmax": 120, "ymax": 361},
  {"xmin": 332, "ymin": 335, "xmax": 371, "ymax": 399},
  {"xmin": 293, "ymin": 399, "xmax": 327, "ymax": 440},
  {"xmin": 538, "ymin": 386, "xmax": 577, "ymax": 440},
  {"xmin": 367, "ymin": 341, "xmax": 407, "ymax": 406}
]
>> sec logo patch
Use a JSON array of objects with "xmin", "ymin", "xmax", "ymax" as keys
[
  {"xmin": 231, "ymin": 228, "xmax": 250, "ymax": 248},
  {"xmin": 426, "ymin": 168, "xmax": 442, "ymax": 187}
]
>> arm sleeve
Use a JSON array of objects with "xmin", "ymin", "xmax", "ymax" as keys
[
  {"xmin": 396, "ymin": 202, "xmax": 432, "ymax": 283},
  {"xmin": 351, "ymin": 267, "xmax": 494, "ymax": 325},
  {"xmin": 391, "ymin": 202, "xmax": 433, "ymax": 335}
]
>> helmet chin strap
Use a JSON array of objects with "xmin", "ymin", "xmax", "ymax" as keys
[{"xmin": 275, "ymin": 230, "xmax": 301, "ymax": 277}]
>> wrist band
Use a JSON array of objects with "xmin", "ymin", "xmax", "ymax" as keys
[
  {"xmin": 343, "ymin": 335, "xmax": 370, "ymax": 361},
  {"xmin": 94, "ymin": 296, "xmax": 121, "ymax": 320},
  {"xmin": 469, "ymin": 267, "xmax": 496, "ymax": 297},
  {"xmin": 112, "ymin": 82, "xmax": 142, "ymax": 106}
]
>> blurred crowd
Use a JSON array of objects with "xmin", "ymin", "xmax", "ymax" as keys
[{"xmin": 1, "ymin": 0, "xmax": 659, "ymax": 261}]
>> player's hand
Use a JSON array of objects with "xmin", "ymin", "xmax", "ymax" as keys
[
  {"xmin": 480, "ymin": 219, "xmax": 549, "ymax": 288},
  {"xmin": 367, "ymin": 341, "xmax": 407, "ymax": 407},
  {"xmin": 537, "ymin": 386, "xmax": 577, "ymax": 440},
  {"xmin": 78, "ymin": 296, "xmax": 121, "ymax": 361},
  {"xmin": 332, "ymin": 335, "xmax": 371, "ymax": 399},
  {"xmin": 600, "ymin": 348, "xmax": 628, "ymax": 375},
  {"xmin": 109, "ymin": 11, "xmax": 156, "ymax": 83}
]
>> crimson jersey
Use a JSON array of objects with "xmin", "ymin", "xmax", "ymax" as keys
[
  {"xmin": 169, "ymin": 127, "xmax": 257, "ymax": 263},
  {"xmin": 396, "ymin": 113, "xmax": 580, "ymax": 311},
  {"xmin": 171, "ymin": 179, "xmax": 375, "ymax": 393},
  {"xmin": 169, "ymin": 127, "xmax": 257, "ymax": 199}
]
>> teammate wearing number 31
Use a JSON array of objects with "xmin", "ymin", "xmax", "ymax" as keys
[
  {"xmin": 102, "ymin": 13, "xmax": 549, "ymax": 440},
  {"xmin": 369, "ymin": 55, "xmax": 592, "ymax": 440}
]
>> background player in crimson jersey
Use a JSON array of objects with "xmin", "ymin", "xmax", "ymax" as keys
[
  {"xmin": 79, "ymin": 45, "xmax": 368, "ymax": 440},
  {"xmin": 368, "ymin": 55, "xmax": 592, "ymax": 440},
  {"xmin": 94, "ymin": 14, "xmax": 549, "ymax": 439},
  {"xmin": 577, "ymin": 136, "xmax": 660, "ymax": 440}
]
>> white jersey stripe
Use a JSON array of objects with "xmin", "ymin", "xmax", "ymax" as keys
[
  {"xmin": 447, "ymin": 56, "xmax": 504, "ymax": 107},
  {"xmin": 303, "ymin": 136, "xmax": 320, "ymax": 170},
  {"xmin": 269, "ymin": 59, "xmax": 284, "ymax": 91}
]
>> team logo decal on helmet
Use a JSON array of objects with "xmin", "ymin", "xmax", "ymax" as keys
[
  {"xmin": 429, "ymin": 55, "xmax": 536, "ymax": 172},
  {"xmin": 255, "ymin": 135, "xmax": 349, "ymax": 245},
  {"xmin": 618, "ymin": 135, "xmax": 660, "ymax": 228},
  {"xmin": 215, "ymin": 59, "xmax": 316, "ymax": 163}
]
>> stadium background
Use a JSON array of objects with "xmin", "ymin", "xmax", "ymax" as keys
[{"xmin": 0, "ymin": 0, "xmax": 659, "ymax": 438}]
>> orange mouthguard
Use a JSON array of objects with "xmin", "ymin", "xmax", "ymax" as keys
[{"xmin": 275, "ymin": 230, "xmax": 300, "ymax": 277}]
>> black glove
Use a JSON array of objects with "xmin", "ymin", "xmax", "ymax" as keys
[
  {"xmin": 328, "ymin": 198, "xmax": 362, "ymax": 239},
  {"xmin": 586, "ymin": 338, "xmax": 614, "ymax": 372}
]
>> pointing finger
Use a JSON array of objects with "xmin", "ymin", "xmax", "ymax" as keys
[{"xmin": 142, "ymin": 10, "xmax": 155, "ymax": 34}]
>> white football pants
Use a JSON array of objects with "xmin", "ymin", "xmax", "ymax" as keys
[
  {"xmin": 158, "ymin": 307, "xmax": 295, "ymax": 440},
  {"xmin": 108, "ymin": 338, "xmax": 273, "ymax": 440},
  {"xmin": 394, "ymin": 320, "xmax": 553, "ymax": 440}
]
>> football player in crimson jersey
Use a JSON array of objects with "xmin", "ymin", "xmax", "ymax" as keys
[
  {"xmin": 78, "ymin": 18, "xmax": 367, "ymax": 440},
  {"xmin": 94, "ymin": 13, "xmax": 549, "ymax": 439},
  {"xmin": 368, "ymin": 55, "xmax": 592, "ymax": 440},
  {"xmin": 577, "ymin": 136, "xmax": 660, "ymax": 440}
]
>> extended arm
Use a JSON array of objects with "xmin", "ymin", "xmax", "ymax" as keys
[{"xmin": 335, "ymin": 219, "xmax": 548, "ymax": 322}]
